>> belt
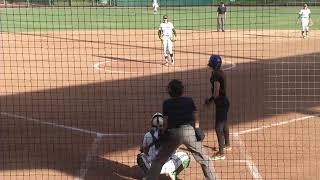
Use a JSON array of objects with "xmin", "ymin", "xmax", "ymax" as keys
[{"xmin": 168, "ymin": 124, "xmax": 191, "ymax": 129}]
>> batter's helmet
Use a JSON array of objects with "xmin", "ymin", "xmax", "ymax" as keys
[
  {"xmin": 151, "ymin": 112, "xmax": 164, "ymax": 128},
  {"xmin": 208, "ymin": 54, "xmax": 222, "ymax": 70}
]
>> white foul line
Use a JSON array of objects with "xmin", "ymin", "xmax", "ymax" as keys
[
  {"xmin": 230, "ymin": 113, "xmax": 320, "ymax": 180},
  {"xmin": 233, "ymin": 114, "xmax": 320, "ymax": 136},
  {"xmin": 1, "ymin": 111, "xmax": 143, "ymax": 180},
  {"xmin": 0, "ymin": 112, "xmax": 143, "ymax": 137},
  {"xmin": 233, "ymin": 134, "xmax": 263, "ymax": 180}
]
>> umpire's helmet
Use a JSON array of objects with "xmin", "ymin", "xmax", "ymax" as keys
[
  {"xmin": 208, "ymin": 54, "xmax": 222, "ymax": 70},
  {"xmin": 151, "ymin": 112, "xmax": 164, "ymax": 128}
]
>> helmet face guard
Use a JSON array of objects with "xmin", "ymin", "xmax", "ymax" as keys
[
  {"xmin": 151, "ymin": 112, "xmax": 164, "ymax": 128},
  {"xmin": 163, "ymin": 15, "xmax": 168, "ymax": 22},
  {"xmin": 208, "ymin": 54, "xmax": 222, "ymax": 70}
]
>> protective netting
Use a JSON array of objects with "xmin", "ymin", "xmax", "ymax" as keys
[{"xmin": 1, "ymin": 1, "xmax": 319, "ymax": 180}]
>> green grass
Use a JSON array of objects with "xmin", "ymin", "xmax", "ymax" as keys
[{"xmin": 1, "ymin": 6, "xmax": 320, "ymax": 32}]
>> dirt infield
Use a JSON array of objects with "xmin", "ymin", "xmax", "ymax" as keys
[{"xmin": 1, "ymin": 29, "xmax": 320, "ymax": 179}]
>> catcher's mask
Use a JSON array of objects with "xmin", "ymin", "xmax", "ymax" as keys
[{"xmin": 151, "ymin": 112, "xmax": 164, "ymax": 129}]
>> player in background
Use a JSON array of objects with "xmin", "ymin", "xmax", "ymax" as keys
[
  {"xmin": 158, "ymin": 15, "xmax": 177, "ymax": 66},
  {"xmin": 217, "ymin": 2, "xmax": 227, "ymax": 32},
  {"xmin": 297, "ymin": 3, "xmax": 313, "ymax": 38},
  {"xmin": 205, "ymin": 55, "xmax": 231, "ymax": 161},
  {"xmin": 152, "ymin": 0, "xmax": 159, "ymax": 14},
  {"xmin": 137, "ymin": 112, "xmax": 191, "ymax": 180}
]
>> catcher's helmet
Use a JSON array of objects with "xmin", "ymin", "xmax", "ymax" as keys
[
  {"xmin": 151, "ymin": 112, "xmax": 164, "ymax": 128},
  {"xmin": 208, "ymin": 54, "xmax": 222, "ymax": 70}
]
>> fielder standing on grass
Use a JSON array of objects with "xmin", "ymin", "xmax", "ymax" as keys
[
  {"xmin": 217, "ymin": 2, "xmax": 227, "ymax": 32},
  {"xmin": 297, "ymin": 3, "xmax": 313, "ymax": 38},
  {"xmin": 205, "ymin": 55, "xmax": 231, "ymax": 161},
  {"xmin": 143, "ymin": 79, "xmax": 216, "ymax": 180},
  {"xmin": 158, "ymin": 15, "xmax": 176, "ymax": 66},
  {"xmin": 152, "ymin": 0, "xmax": 159, "ymax": 14}
]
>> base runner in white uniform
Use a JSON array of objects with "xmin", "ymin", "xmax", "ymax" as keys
[
  {"xmin": 152, "ymin": 0, "xmax": 159, "ymax": 14},
  {"xmin": 297, "ymin": 4, "xmax": 313, "ymax": 38},
  {"xmin": 137, "ymin": 112, "xmax": 191, "ymax": 180},
  {"xmin": 158, "ymin": 15, "xmax": 177, "ymax": 66}
]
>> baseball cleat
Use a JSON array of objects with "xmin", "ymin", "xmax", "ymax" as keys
[
  {"xmin": 165, "ymin": 57, "xmax": 169, "ymax": 65},
  {"xmin": 224, "ymin": 146, "xmax": 232, "ymax": 151},
  {"xmin": 211, "ymin": 152, "xmax": 226, "ymax": 160}
]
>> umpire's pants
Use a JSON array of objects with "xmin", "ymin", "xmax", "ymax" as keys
[
  {"xmin": 145, "ymin": 124, "xmax": 216, "ymax": 180},
  {"xmin": 217, "ymin": 14, "xmax": 225, "ymax": 31}
]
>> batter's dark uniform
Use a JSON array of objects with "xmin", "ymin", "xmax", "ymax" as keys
[{"xmin": 211, "ymin": 70, "xmax": 230, "ymax": 154}]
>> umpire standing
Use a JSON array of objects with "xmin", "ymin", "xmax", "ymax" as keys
[
  {"xmin": 217, "ymin": 2, "xmax": 227, "ymax": 32},
  {"xmin": 143, "ymin": 79, "xmax": 216, "ymax": 180}
]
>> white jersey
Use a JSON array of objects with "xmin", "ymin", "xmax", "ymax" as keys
[
  {"xmin": 159, "ymin": 22, "xmax": 175, "ymax": 38},
  {"xmin": 152, "ymin": 0, "xmax": 159, "ymax": 8},
  {"xmin": 299, "ymin": 9, "xmax": 311, "ymax": 19},
  {"xmin": 142, "ymin": 130, "xmax": 160, "ymax": 161}
]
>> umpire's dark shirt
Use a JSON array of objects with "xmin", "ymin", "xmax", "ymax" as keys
[
  {"xmin": 217, "ymin": 6, "xmax": 226, "ymax": 15},
  {"xmin": 163, "ymin": 96, "xmax": 196, "ymax": 129}
]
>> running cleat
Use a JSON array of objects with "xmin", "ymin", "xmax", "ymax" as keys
[{"xmin": 211, "ymin": 152, "xmax": 226, "ymax": 161}]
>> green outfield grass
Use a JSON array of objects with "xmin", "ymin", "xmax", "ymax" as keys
[{"xmin": 1, "ymin": 6, "xmax": 320, "ymax": 32}]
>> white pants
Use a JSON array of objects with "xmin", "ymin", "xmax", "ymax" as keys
[
  {"xmin": 162, "ymin": 37, "xmax": 173, "ymax": 57},
  {"xmin": 153, "ymin": 3, "xmax": 159, "ymax": 10},
  {"xmin": 140, "ymin": 151, "xmax": 190, "ymax": 175},
  {"xmin": 301, "ymin": 18, "xmax": 309, "ymax": 32}
]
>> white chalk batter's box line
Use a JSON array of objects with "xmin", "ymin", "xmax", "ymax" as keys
[
  {"xmin": 230, "ymin": 113, "xmax": 320, "ymax": 180},
  {"xmin": 2, "ymin": 111, "xmax": 319, "ymax": 180},
  {"xmin": 0, "ymin": 112, "xmax": 143, "ymax": 180}
]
